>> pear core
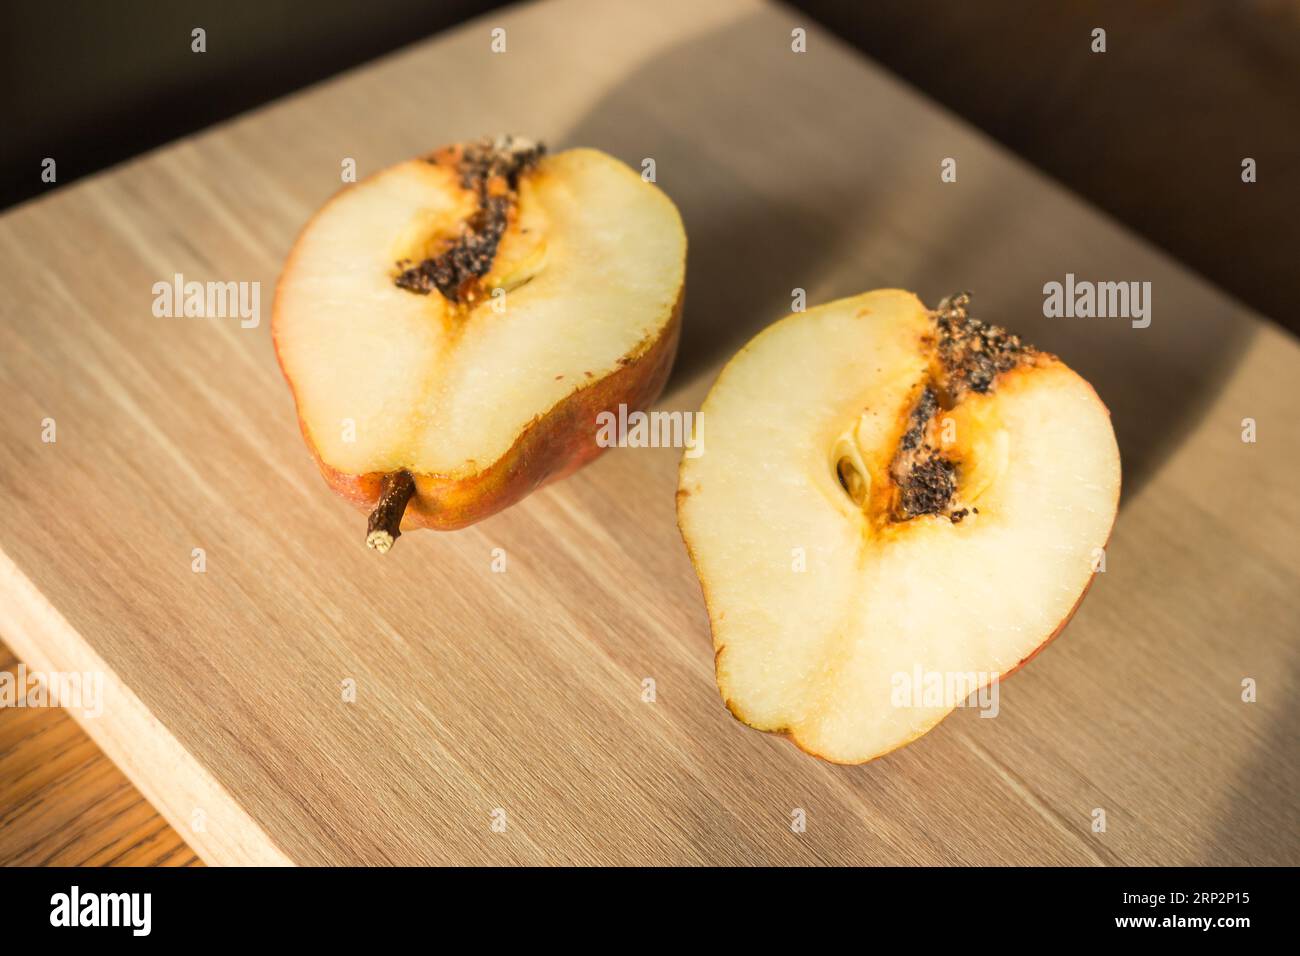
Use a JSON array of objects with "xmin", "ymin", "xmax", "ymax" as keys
[
  {"xmin": 273, "ymin": 139, "xmax": 687, "ymax": 548},
  {"xmin": 677, "ymin": 289, "xmax": 1121, "ymax": 764}
]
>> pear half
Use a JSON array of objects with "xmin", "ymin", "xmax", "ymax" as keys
[
  {"xmin": 274, "ymin": 138, "xmax": 686, "ymax": 549},
  {"xmin": 677, "ymin": 290, "xmax": 1120, "ymax": 763}
]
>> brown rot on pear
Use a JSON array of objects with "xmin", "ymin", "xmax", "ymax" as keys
[
  {"xmin": 677, "ymin": 289, "xmax": 1120, "ymax": 763},
  {"xmin": 272, "ymin": 136, "xmax": 687, "ymax": 551}
]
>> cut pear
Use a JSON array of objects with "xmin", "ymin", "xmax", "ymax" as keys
[
  {"xmin": 677, "ymin": 290, "xmax": 1120, "ymax": 764},
  {"xmin": 274, "ymin": 138, "xmax": 686, "ymax": 546}
]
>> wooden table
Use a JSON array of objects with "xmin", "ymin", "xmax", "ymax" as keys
[
  {"xmin": 1, "ymin": 0, "xmax": 1296, "ymax": 865},
  {"xmin": 0, "ymin": 643, "xmax": 198, "ymax": 866}
]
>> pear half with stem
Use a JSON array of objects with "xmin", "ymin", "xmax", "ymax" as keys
[{"xmin": 274, "ymin": 137, "xmax": 686, "ymax": 550}]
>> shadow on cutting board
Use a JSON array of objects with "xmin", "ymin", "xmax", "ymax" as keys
[
  {"xmin": 1211, "ymin": 660, "xmax": 1300, "ymax": 864},
  {"xmin": 562, "ymin": 10, "xmax": 1254, "ymax": 500}
]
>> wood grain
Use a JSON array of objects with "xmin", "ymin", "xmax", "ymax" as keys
[{"xmin": 0, "ymin": 0, "xmax": 1296, "ymax": 865}]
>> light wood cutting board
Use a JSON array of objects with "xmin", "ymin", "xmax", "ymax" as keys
[{"xmin": 1, "ymin": 0, "xmax": 1296, "ymax": 865}]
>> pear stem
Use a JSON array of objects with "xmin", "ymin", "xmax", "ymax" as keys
[{"xmin": 365, "ymin": 471, "xmax": 416, "ymax": 553}]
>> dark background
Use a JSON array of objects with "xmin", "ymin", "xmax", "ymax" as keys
[{"xmin": 4, "ymin": 0, "xmax": 1298, "ymax": 329}]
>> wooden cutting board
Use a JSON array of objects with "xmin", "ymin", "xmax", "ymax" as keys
[{"xmin": 1, "ymin": 0, "xmax": 1296, "ymax": 866}]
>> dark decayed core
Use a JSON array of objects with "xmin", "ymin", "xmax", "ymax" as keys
[
  {"xmin": 393, "ymin": 136, "xmax": 546, "ymax": 304},
  {"xmin": 885, "ymin": 293, "xmax": 1039, "ymax": 522}
]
